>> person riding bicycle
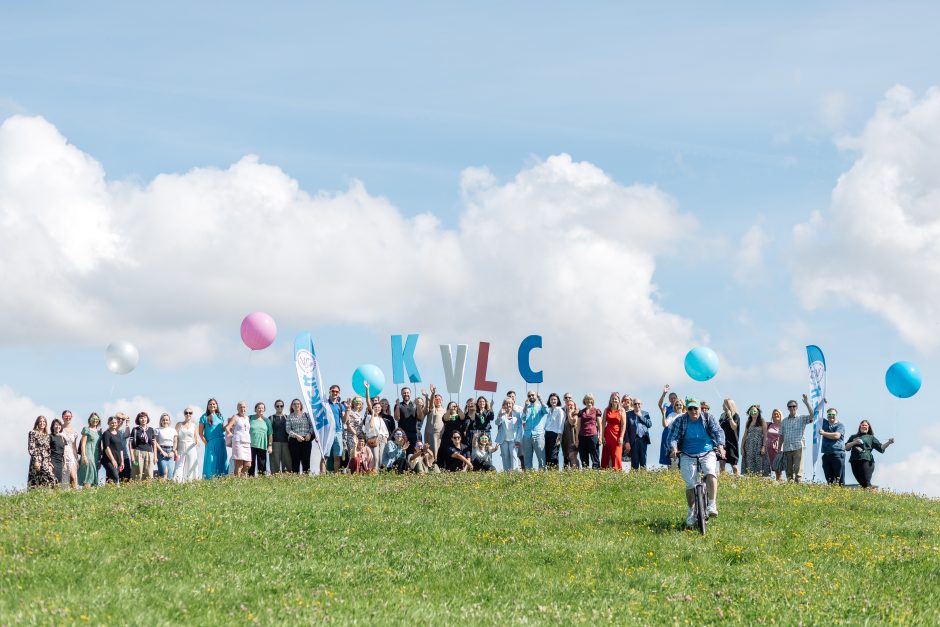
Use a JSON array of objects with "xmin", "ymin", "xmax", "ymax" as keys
[{"xmin": 669, "ymin": 397, "xmax": 726, "ymax": 527}]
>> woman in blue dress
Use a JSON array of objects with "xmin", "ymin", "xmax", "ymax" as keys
[{"xmin": 199, "ymin": 398, "xmax": 228, "ymax": 479}]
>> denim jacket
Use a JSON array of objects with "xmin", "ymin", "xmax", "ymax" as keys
[{"xmin": 668, "ymin": 412, "xmax": 725, "ymax": 453}]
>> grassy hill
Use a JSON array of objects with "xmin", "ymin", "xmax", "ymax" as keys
[{"xmin": 1, "ymin": 470, "xmax": 938, "ymax": 625}]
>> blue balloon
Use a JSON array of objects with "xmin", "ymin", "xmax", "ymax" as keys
[
  {"xmin": 352, "ymin": 364, "xmax": 385, "ymax": 398},
  {"xmin": 885, "ymin": 361, "xmax": 921, "ymax": 398},
  {"xmin": 684, "ymin": 347, "xmax": 719, "ymax": 382}
]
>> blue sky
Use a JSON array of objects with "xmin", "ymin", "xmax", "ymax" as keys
[{"xmin": 2, "ymin": 2, "xmax": 939, "ymax": 493}]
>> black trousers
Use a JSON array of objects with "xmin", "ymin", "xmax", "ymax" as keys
[
  {"xmin": 405, "ymin": 431, "xmax": 419, "ymax": 454},
  {"xmin": 822, "ymin": 453, "xmax": 845, "ymax": 485},
  {"xmin": 102, "ymin": 459, "xmax": 120, "ymax": 484},
  {"xmin": 119, "ymin": 448, "xmax": 132, "ymax": 481},
  {"xmin": 289, "ymin": 439, "xmax": 312, "ymax": 474},
  {"xmin": 545, "ymin": 431, "xmax": 560, "ymax": 468},
  {"xmin": 250, "ymin": 447, "xmax": 268, "ymax": 476},
  {"xmin": 629, "ymin": 437, "xmax": 649, "ymax": 469},
  {"xmin": 578, "ymin": 435, "xmax": 600, "ymax": 468},
  {"xmin": 851, "ymin": 459, "xmax": 874, "ymax": 488}
]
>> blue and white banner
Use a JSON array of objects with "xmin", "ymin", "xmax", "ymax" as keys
[
  {"xmin": 806, "ymin": 345, "xmax": 827, "ymax": 468},
  {"xmin": 294, "ymin": 332, "xmax": 336, "ymax": 460}
]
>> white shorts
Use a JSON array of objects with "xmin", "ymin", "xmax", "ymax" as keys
[{"xmin": 679, "ymin": 451, "xmax": 718, "ymax": 489}]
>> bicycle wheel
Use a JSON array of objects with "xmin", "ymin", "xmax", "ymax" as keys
[{"xmin": 695, "ymin": 482, "xmax": 707, "ymax": 535}]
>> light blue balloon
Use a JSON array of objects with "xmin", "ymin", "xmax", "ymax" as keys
[
  {"xmin": 885, "ymin": 361, "xmax": 922, "ymax": 398},
  {"xmin": 352, "ymin": 364, "xmax": 386, "ymax": 398},
  {"xmin": 684, "ymin": 347, "xmax": 719, "ymax": 382}
]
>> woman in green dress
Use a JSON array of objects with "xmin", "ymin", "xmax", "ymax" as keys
[{"xmin": 77, "ymin": 413, "xmax": 102, "ymax": 487}]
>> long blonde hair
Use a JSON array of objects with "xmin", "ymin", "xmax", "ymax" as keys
[{"xmin": 723, "ymin": 398, "xmax": 738, "ymax": 419}]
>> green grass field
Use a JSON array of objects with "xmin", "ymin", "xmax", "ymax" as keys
[{"xmin": 2, "ymin": 470, "xmax": 939, "ymax": 625}]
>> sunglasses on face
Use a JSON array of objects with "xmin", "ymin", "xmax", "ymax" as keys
[
  {"xmin": 788, "ymin": 405, "xmax": 797, "ymax": 409},
  {"xmin": 275, "ymin": 404, "xmax": 284, "ymax": 408},
  {"xmin": 184, "ymin": 411, "xmax": 193, "ymax": 415}
]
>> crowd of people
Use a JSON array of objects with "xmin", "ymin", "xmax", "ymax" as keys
[{"xmin": 26, "ymin": 384, "xmax": 895, "ymax": 523}]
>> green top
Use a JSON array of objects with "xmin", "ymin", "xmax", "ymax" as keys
[
  {"xmin": 249, "ymin": 416, "xmax": 273, "ymax": 449},
  {"xmin": 848, "ymin": 433, "xmax": 885, "ymax": 463}
]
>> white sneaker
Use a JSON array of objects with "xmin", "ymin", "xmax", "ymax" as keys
[
  {"xmin": 685, "ymin": 509, "xmax": 697, "ymax": 527},
  {"xmin": 707, "ymin": 502, "xmax": 718, "ymax": 518}
]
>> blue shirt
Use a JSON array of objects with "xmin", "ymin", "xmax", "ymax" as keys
[
  {"xmin": 669, "ymin": 412, "xmax": 724, "ymax": 453},
  {"xmin": 821, "ymin": 420, "xmax": 845, "ymax": 454},
  {"xmin": 328, "ymin": 400, "xmax": 345, "ymax": 431},
  {"xmin": 681, "ymin": 417, "xmax": 713, "ymax": 454},
  {"xmin": 522, "ymin": 403, "xmax": 548, "ymax": 436}
]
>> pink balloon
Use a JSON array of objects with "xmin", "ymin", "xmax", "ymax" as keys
[{"xmin": 240, "ymin": 312, "xmax": 277, "ymax": 350}]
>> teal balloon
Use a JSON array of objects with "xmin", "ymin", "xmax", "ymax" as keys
[
  {"xmin": 352, "ymin": 364, "xmax": 385, "ymax": 397},
  {"xmin": 684, "ymin": 347, "xmax": 719, "ymax": 382},
  {"xmin": 885, "ymin": 361, "xmax": 921, "ymax": 398}
]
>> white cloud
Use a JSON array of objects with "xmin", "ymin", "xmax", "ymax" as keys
[
  {"xmin": 733, "ymin": 223, "xmax": 769, "ymax": 285},
  {"xmin": 0, "ymin": 386, "xmax": 54, "ymax": 492},
  {"xmin": 0, "ymin": 115, "xmax": 702, "ymax": 388},
  {"xmin": 876, "ymin": 446, "xmax": 940, "ymax": 498},
  {"xmin": 793, "ymin": 85, "xmax": 940, "ymax": 350}
]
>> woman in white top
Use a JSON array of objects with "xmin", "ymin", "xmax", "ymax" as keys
[
  {"xmin": 225, "ymin": 401, "xmax": 253, "ymax": 477},
  {"xmin": 363, "ymin": 381, "xmax": 389, "ymax": 470},
  {"xmin": 175, "ymin": 407, "xmax": 200, "ymax": 482},
  {"xmin": 154, "ymin": 413, "xmax": 178, "ymax": 480},
  {"xmin": 495, "ymin": 398, "xmax": 521, "ymax": 472},
  {"xmin": 544, "ymin": 393, "xmax": 565, "ymax": 469},
  {"xmin": 60, "ymin": 410, "xmax": 80, "ymax": 488}
]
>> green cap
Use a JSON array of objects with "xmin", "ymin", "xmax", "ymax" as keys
[{"xmin": 685, "ymin": 397, "xmax": 700, "ymax": 409}]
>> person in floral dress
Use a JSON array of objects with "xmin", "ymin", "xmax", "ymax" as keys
[{"xmin": 27, "ymin": 416, "xmax": 57, "ymax": 489}]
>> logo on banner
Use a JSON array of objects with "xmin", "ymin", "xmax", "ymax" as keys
[
  {"xmin": 297, "ymin": 350, "xmax": 314, "ymax": 375},
  {"xmin": 809, "ymin": 361, "xmax": 824, "ymax": 390}
]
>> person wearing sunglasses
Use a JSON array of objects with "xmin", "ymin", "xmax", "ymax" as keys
[
  {"xmin": 668, "ymin": 397, "xmax": 726, "ymax": 525},
  {"xmin": 818, "ymin": 408, "xmax": 846, "ymax": 485},
  {"xmin": 521, "ymin": 391, "xmax": 548, "ymax": 471},
  {"xmin": 267, "ymin": 400, "xmax": 291, "ymax": 474},
  {"xmin": 777, "ymin": 395, "xmax": 815, "ymax": 483},
  {"xmin": 175, "ymin": 407, "xmax": 200, "ymax": 482},
  {"xmin": 740, "ymin": 405, "xmax": 769, "ymax": 476},
  {"xmin": 325, "ymin": 386, "xmax": 347, "ymax": 473},
  {"xmin": 445, "ymin": 431, "xmax": 473, "ymax": 472}
]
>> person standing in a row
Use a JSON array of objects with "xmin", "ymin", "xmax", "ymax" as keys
[
  {"xmin": 268, "ymin": 400, "xmax": 291, "ymax": 473},
  {"xmin": 131, "ymin": 412, "xmax": 155, "ymax": 481},
  {"xmin": 49, "ymin": 419, "xmax": 69, "ymax": 486},
  {"xmin": 28, "ymin": 416, "xmax": 56, "ymax": 489},
  {"xmin": 100, "ymin": 416, "xmax": 125, "ymax": 484},
  {"xmin": 78, "ymin": 414, "xmax": 102, "ymax": 488},
  {"xmin": 286, "ymin": 398, "xmax": 316, "ymax": 474},
  {"xmin": 200, "ymin": 399, "xmax": 228, "ymax": 479},
  {"xmin": 846, "ymin": 420, "xmax": 894, "ymax": 489},
  {"xmin": 626, "ymin": 398, "xmax": 653, "ymax": 470},
  {"xmin": 819, "ymin": 408, "xmax": 846, "ymax": 485},
  {"xmin": 176, "ymin": 408, "xmax": 200, "ymax": 482},
  {"xmin": 578, "ymin": 394, "xmax": 602, "ymax": 468},
  {"xmin": 250, "ymin": 402, "xmax": 273, "ymax": 476}
]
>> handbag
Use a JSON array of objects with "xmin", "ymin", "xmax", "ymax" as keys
[{"xmin": 771, "ymin": 452, "xmax": 784, "ymax": 472}]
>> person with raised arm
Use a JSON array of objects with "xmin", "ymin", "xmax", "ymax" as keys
[
  {"xmin": 658, "ymin": 385, "xmax": 681, "ymax": 468},
  {"xmin": 422, "ymin": 385, "xmax": 446, "ymax": 460}
]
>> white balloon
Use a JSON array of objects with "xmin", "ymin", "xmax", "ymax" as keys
[{"xmin": 105, "ymin": 340, "xmax": 139, "ymax": 375}]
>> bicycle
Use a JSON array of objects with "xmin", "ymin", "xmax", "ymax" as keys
[{"xmin": 678, "ymin": 451, "xmax": 710, "ymax": 535}]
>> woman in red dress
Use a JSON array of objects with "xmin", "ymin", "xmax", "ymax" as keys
[{"xmin": 600, "ymin": 393, "xmax": 626, "ymax": 470}]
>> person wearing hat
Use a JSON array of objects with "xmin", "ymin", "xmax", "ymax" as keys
[{"xmin": 668, "ymin": 397, "xmax": 725, "ymax": 527}]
